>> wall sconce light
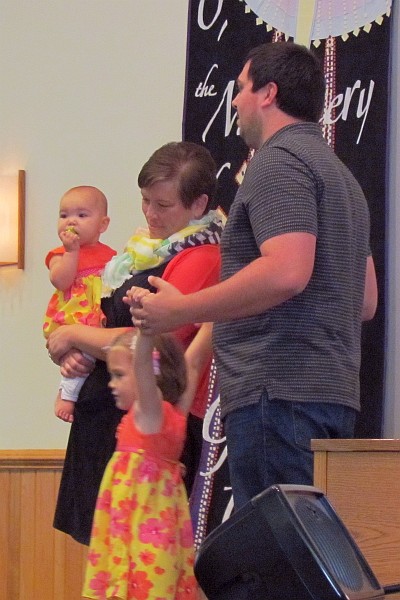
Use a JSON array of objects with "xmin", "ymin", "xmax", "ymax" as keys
[{"xmin": 0, "ymin": 170, "xmax": 25, "ymax": 269}]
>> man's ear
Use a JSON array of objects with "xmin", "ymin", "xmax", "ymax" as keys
[
  {"xmin": 260, "ymin": 81, "xmax": 278, "ymax": 107},
  {"xmin": 192, "ymin": 193, "xmax": 209, "ymax": 218}
]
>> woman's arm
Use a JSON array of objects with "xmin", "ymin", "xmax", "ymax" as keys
[
  {"xmin": 59, "ymin": 349, "xmax": 95, "ymax": 377},
  {"xmin": 177, "ymin": 322, "xmax": 213, "ymax": 415},
  {"xmin": 163, "ymin": 245, "xmax": 220, "ymax": 296},
  {"xmin": 47, "ymin": 323, "xmax": 132, "ymax": 363},
  {"xmin": 161, "ymin": 245, "xmax": 220, "ymax": 345},
  {"xmin": 362, "ymin": 255, "xmax": 378, "ymax": 321}
]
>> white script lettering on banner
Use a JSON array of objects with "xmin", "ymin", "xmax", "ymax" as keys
[
  {"xmin": 195, "ymin": 64, "xmax": 218, "ymax": 98},
  {"xmin": 323, "ymin": 79, "xmax": 375, "ymax": 144},
  {"xmin": 196, "ymin": 70, "xmax": 374, "ymax": 146},
  {"xmin": 197, "ymin": 0, "xmax": 227, "ymax": 40},
  {"xmin": 201, "ymin": 77, "xmax": 236, "ymax": 142},
  {"xmin": 201, "ymin": 393, "xmax": 234, "ymax": 523}
]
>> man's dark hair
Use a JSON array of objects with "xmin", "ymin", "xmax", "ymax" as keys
[{"xmin": 245, "ymin": 42, "xmax": 326, "ymax": 123}]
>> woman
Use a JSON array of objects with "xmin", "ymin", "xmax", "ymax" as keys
[{"xmin": 47, "ymin": 141, "xmax": 223, "ymax": 545}]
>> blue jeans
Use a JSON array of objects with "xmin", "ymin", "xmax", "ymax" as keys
[{"xmin": 223, "ymin": 391, "xmax": 356, "ymax": 511}]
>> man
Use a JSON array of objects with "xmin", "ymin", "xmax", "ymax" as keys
[{"xmin": 128, "ymin": 42, "xmax": 378, "ymax": 510}]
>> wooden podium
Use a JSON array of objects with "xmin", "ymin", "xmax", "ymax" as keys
[{"xmin": 312, "ymin": 439, "xmax": 400, "ymax": 597}]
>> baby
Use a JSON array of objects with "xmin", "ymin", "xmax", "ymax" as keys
[{"xmin": 43, "ymin": 185, "xmax": 116, "ymax": 422}]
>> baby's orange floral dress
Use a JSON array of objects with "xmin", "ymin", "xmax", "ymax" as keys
[
  {"xmin": 43, "ymin": 242, "xmax": 116, "ymax": 338},
  {"xmin": 82, "ymin": 402, "xmax": 197, "ymax": 600}
]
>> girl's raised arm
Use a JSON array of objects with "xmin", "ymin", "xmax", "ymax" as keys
[{"xmin": 133, "ymin": 330, "xmax": 163, "ymax": 434}]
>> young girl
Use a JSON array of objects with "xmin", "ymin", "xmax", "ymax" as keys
[
  {"xmin": 82, "ymin": 321, "xmax": 213, "ymax": 600},
  {"xmin": 43, "ymin": 185, "xmax": 116, "ymax": 422}
]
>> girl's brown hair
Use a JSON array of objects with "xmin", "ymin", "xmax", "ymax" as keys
[{"xmin": 110, "ymin": 331, "xmax": 187, "ymax": 405}]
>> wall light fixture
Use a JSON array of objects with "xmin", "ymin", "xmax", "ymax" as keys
[{"xmin": 0, "ymin": 170, "xmax": 25, "ymax": 269}]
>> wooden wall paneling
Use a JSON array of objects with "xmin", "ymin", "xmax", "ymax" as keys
[
  {"xmin": 64, "ymin": 533, "xmax": 87, "ymax": 598},
  {"xmin": 53, "ymin": 471, "xmax": 66, "ymax": 599},
  {"xmin": 19, "ymin": 470, "xmax": 35, "ymax": 600},
  {"xmin": 34, "ymin": 470, "xmax": 57, "ymax": 599},
  {"xmin": 0, "ymin": 450, "xmax": 87, "ymax": 600},
  {"xmin": 11, "ymin": 470, "xmax": 23, "ymax": 599},
  {"xmin": 0, "ymin": 470, "xmax": 11, "ymax": 600}
]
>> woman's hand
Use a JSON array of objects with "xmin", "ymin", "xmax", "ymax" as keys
[
  {"xmin": 48, "ymin": 323, "xmax": 134, "ymax": 364},
  {"xmin": 47, "ymin": 326, "xmax": 75, "ymax": 364},
  {"xmin": 60, "ymin": 349, "xmax": 95, "ymax": 378}
]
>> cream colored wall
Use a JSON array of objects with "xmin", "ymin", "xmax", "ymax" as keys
[
  {"xmin": 0, "ymin": 0, "xmax": 188, "ymax": 448},
  {"xmin": 0, "ymin": 1, "xmax": 399, "ymax": 448}
]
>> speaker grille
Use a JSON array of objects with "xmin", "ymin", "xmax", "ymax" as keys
[{"xmin": 294, "ymin": 496, "xmax": 364, "ymax": 592}]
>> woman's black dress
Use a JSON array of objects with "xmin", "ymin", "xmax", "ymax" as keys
[{"xmin": 53, "ymin": 264, "xmax": 167, "ymax": 545}]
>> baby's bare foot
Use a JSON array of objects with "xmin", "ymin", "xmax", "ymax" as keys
[{"xmin": 55, "ymin": 393, "xmax": 74, "ymax": 423}]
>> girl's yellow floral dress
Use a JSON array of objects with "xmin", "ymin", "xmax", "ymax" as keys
[{"xmin": 82, "ymin": 402, "xmax": 197, "ymax": 600}]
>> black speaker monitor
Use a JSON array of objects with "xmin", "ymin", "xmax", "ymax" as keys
[{"xmin": 194, "ymin": 484, "xmax": 386, "ymax": 600}]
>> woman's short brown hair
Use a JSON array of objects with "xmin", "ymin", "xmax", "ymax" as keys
[{"xmin": 138, "ymin": 141, "xmax": 217, "ymax": 213}]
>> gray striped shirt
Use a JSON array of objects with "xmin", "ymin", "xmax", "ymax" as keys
[{"xmin": 213, "ymin": 123, "xmax": 370, "ymax": 419}]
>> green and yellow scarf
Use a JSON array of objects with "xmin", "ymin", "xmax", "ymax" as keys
[{"xmin": 102, "ymin": 208, "xmax": 225, "ymax": 297}]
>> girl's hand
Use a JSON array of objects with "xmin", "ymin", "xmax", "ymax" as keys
[
  {"xmin": 60, "ymin": 349, "xmax": 95, "ymax": 378},
  {"xmin": 123, "ymin": 287, "xmax": 155, "ymax": 333},
  {"xmin": 123, "ymin": 286, "xmax": 152, "ymax": 309},
  {"xmin": 130, "ymin": 277, "xmax": 184, "ymax": 334}
]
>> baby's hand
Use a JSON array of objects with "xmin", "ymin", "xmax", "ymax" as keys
[{"xmin": 59, "ymin": 227, "xmax": 80, "ymax": 251}]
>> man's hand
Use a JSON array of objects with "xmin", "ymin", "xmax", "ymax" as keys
[{"xmin": 129, "ymin": 276, "xmax": 185, "ymax": 334}]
